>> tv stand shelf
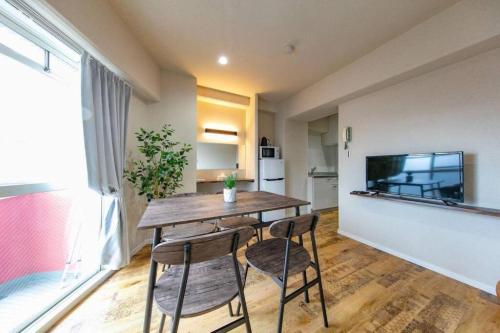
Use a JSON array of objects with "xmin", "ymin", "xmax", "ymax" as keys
[{"xmin": 350, "ymin": 191, "xmax": 500, "ymax": 218}]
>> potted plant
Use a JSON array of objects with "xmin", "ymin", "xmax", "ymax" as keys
[
  {"xmin": 223, "ymin": 175, "xmax": 237, "ymax": 203},
  {"xmin": 124, "ymin": 124, "xmax": 192, "ymax": 201}
]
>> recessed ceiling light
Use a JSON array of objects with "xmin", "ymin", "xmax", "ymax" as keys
[{"xmin": 218, "ymin": 55, "xmax": 229, "ymax": 66}]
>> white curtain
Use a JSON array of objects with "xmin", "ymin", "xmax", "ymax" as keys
[{"xmin": 81, "ymin": 52, "xmax": 131, "ymax": 269}]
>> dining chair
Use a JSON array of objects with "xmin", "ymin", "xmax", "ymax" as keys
[
  {"xmin": 152, "ymin": 226, "xmax": 254, "ymax": 333},
  {"xmin": 218, "ymin": 216, "xmax": 261, "ymax": 240},
  {"xmin": 244, "ymin": 214, "xmax": 328, "ymax": 333},
  {"xmin": 217, "ymin": 215, "xmax": 261, "ymax": 316},
  {"xmin": 161, "ymin": 193, "xmax": 216, "ymax": 242}
]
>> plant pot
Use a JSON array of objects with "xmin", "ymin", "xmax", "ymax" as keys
[{"xmin": 223, "ymin": 188, "xmax": 237, "ymax": 203}]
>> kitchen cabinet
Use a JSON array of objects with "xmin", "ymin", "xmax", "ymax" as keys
[{"xmin": 308, "ymin": 176, "xmax": 338, "ymax": 210}]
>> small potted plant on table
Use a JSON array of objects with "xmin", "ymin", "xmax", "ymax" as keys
[{"xmin": 223, "ymin": 175, "xmax": 237, "ymax": 203}]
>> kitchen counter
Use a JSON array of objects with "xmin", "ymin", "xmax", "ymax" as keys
[
  {"xmin": 307, "ymin": 174, "xmax": 338, "ymax": 210},
  {"xmin": 196, "ymin": 178, "xmax": 254, "ymax": 184},
  {"xmin": 308, "ymin": 172, "xmax": 338, "ymax": 178}
]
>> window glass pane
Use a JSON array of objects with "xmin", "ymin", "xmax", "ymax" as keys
[
  {"xmin": 0, "ymin": 22, "xmax": 44, "ymax": 65},
  {"xmin": 0, "ymin": 41, "xmax": 83, "ymax": 187},
  {"xmin": 50, "ymin": 52, "xmax": 79, "ymax": 82},
  {"xmin": 0, "ymin": 16, "xmax": 101, "ymax": 332}
]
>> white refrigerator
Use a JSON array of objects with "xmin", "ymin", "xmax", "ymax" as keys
[{"xmin": 259, "ymin": 159, "xmax": 286, "ymax": 222}]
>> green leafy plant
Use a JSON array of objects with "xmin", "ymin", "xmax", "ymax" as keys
[
  {"xmin": 124, "ymin": 124, "xmax": 192, "ymax": 201},
  {"xmin": 223, "ymin": 175, "xmax": 236, "ymax": 189}
]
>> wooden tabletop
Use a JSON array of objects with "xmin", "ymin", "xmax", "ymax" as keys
[{"xmin": 137, "ymin": 191, "xmax": 310, "ymax": 230}]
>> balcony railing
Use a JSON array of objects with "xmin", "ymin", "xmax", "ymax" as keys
[{"xmin": 0, "ymin": 188, "xmax": 101, "ymax": 331}]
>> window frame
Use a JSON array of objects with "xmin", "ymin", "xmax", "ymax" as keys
[
  {"xmin": 0, "ymin": 0, "xmax": 80, "ymax": 66},
  {"xmin": 0, "ymin": 2, "xmax": 106, "ymax": 332},
  {"xmin": 0, "ymin": 4, "xmax": 83, "ymax": 198},
  {"xmin": 0, "ymin": 183, "xmax": 65, "ymax": 198}
]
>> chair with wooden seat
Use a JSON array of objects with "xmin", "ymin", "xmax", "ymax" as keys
[
  {"xmin": 217, "ymin": 215, "xmax": 261, "ymax": 316},
  {"xmin": 245, "ymin": 214, "xmax": 328, "ymax": 333},
  {"xmin": 161, "ymin": 193, "xmax": 216, "ymax": 242},
  {"xmin": 162, "ymin": 222, "xmax": 215, "ymax": 242},
  {"xmin": 152, "ymin": 226, "xmax": 254, "ymax": 333},
  {"xmin": 218, "ymin": 216, "xmax": 261, "ymax": 239},
  {"xmin": 218, "ymin": 216, "xmax": 260, "ymax": 229}
]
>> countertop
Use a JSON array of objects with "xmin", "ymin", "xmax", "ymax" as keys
[
  {"xmin": 196, "ymin": 178, "xmax": 255, "ymax": 184},
  {"xmin": 308, "ymin": 172, "xmax": 338, "ymax": 178}
]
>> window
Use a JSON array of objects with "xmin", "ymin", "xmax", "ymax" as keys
[{"xmin": 0, "ymin": 4, "xmax": 101, "ymax": 331}]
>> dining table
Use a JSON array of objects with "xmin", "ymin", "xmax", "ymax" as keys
[{"xmin": 137, "ymin": 190, "xmax": 310, "ymax": 333}]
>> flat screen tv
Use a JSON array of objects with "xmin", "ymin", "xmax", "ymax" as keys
[{"xmin": 366, "ymin": 151, "xmax": 464, "ymax": 203}]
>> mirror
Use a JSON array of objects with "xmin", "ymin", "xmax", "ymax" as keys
[{"xmin": 197, "ymin": 142, "xmax": 238, "ymax": 170}]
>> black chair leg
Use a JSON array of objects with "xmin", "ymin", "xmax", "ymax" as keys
[
  {"xmin": 298, "ymin": 235, "xmax": 310, "ymax": 303},
  {"xmin": 277, "ymin": 293, "xmax": 286, "ymax": 333},
  {"xmin": 317, "ymin": 273, "xmax": 328, "ymax": 327},
  {"xmin": 236, "ymin": 264, "xmax": 250, "ymax": 316},
  {"xmin": 170, "ymin": 244, "xmax": 191, "ymax": 333},
  {"xmin": 237, "ymin": 278, "xmax": 252, "ymax": 333},
  {"xmin": 158, "ymin": 314, "xmax": 166, "ymax": 333},
  {"xmin": 232, "ymin": 234, "xmax": 252, "ymax": 333},
  {"xmin": 228, "ymin": 302, "xmax": 234, "ymax": 317},
  {"xmin": 301, "ymin": 271, "xmax": 310, "ymax": 303},
  {"xmin": 311, "ymin": 230, "xmax": 328, "ymax": 328}
]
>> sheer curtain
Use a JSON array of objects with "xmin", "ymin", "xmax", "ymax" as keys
[{"xmin": 81, "ymin": 52, "xmax": 131, "ymax": 269}]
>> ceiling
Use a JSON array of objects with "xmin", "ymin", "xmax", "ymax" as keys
[{"xmin": 108, "ymin": 0, "xmax": 459, "ymax": 103}]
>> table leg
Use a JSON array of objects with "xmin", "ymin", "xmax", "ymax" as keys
[
  {"xmin": 143, "ymin": 227, "xmax": 162, "ymax": 333},
  {"xmin": 258, "ymin": 211, "xmax": 263, "ymax": 242}
]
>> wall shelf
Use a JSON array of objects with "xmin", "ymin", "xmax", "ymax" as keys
[
  {"xmin": 197, "ymin": 178, "xmax": 254, "ymax": 184},
  {"xmin": 350, "ymin": 191, "xmax": 500, "ymax": 218}
]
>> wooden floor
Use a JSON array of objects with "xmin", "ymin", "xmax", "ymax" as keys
[{"xmin": 50, "ymin": 210, "xmax": 500, "ymax": 332}]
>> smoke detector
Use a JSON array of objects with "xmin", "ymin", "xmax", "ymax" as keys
[{"xmin": 284, "ymin": 44, "xmax": 296, "ymax": 54}]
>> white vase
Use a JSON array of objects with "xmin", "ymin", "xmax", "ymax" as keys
[{"xmin": 223, "ymin": 188, "xmax": 237, "ymax": 203}]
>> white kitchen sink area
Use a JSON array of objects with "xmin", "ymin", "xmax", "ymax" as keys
[
  {"xmin": 307, "ymin": 113, "xmax": 339, "ymax": 211},
  {"xmin": 307, "ymin": 173, "xmax": 338, "ymax": 211}
]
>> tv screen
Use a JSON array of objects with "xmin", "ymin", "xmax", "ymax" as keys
[{"xmin": 366, "ymin": 152, "xmax": 464, "ymax": 202}]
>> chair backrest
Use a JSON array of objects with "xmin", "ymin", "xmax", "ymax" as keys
[
  {"xmin": 152, "ymin": 226, "xmax": 254, "ymax": 265},
  {"xmin": 269, "ymin": 214, "xmax": 319, "ymax": 239}
]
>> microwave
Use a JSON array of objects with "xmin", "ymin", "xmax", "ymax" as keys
[{"xmin": 260, "ymin": 146, "xmax": 280, "ymax": 159}]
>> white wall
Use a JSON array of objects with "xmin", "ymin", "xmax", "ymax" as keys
[
  {"xmin": 308, "ymin": 132, "xmax": 337, "ymax": 173},
  {"xmin": 338, "ymin": 47, "xmax": 500, "ymax": 294},
  {"xmin": 148, "ymin": 71, "xmax": 198, "ymax": 193},
  {"xmin": 258, "ymin": 110, "xmax": 276, "ymax": 145},
  {"xmin": 124, "ymin": 71, "xmax": 197, "ymax": 252},
  {"xmin": 276, "ymin": 0, "xmax": 500, "ymax": 212},
  {"xmin": 196, "ymin": 100, "xmax": 247, "ymax": 181},
  {"xmin": 197, "ymin": 101, "xmax": 246, "ymax": 145},
  {"xmin": 245, "ymin": 95, "xmax": 258, "ymax": 190},
  {"xmin": 275, "ymin": 116, "xmax": 309, "ymax": 214},
  {"xmin": 279, "ymin": 0, "xmax": 500, "ymax": 120},
  {"xmin": 42, "ymin": 0, "xmax": 160, "ymax": 101}
]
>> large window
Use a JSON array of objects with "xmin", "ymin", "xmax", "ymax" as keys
[{"xmin": 0, "ymin": 4, "xmax": 101, "ymax": 331}]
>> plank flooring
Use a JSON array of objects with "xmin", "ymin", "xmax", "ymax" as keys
[{"xmin": 50, "ymin": 210, "xmax": 500, "ymax": 332}]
